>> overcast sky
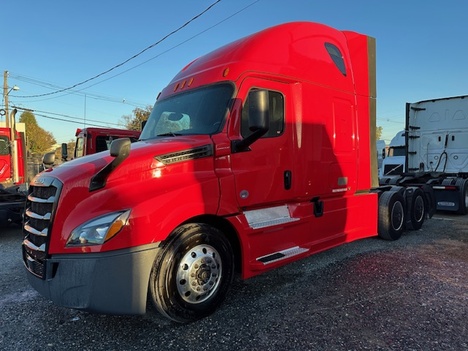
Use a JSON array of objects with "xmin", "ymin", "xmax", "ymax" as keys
[{"xmin": 3, "ymin": 0, "xmax": 468, "ymax": 144}]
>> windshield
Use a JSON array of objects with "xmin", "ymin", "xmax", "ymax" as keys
[
  {"xmin": 140, "ymin": 83, "xmax": 234, "ymax": 140},
  {"xmin": 389, "ymin": 146, "xmax": 406, "ymax": 157}
]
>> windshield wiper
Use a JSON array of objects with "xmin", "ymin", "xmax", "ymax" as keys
[{"xmin": 156, "ymin": 132, "xmax": 182, "ymax": 137}]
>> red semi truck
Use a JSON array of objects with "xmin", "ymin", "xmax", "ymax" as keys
[
  {"xmin": 0, "ymin": 122, "xmax": 27, "ymax": 225},
  {"xmin": 22, "ymin": 22, "xmax": 434, "ymax": 323},
  {"xmin": 0, "ymin": 126, "xmax": 26, "ymax": 185},
  {"xmin": 71, "ymin": 127, "xmax": 141, "ymax": 159},
  {"xmin": 43, "ymin": 127, "xmax": 142, "ymax": 168}
]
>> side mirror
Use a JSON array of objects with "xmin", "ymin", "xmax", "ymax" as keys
[
  {"xmin": 61, "ymin": 143, "xmax": 68, "ymax": 162},
  {"xmin": 42, "ymin": 152, "xmax": 56, "ymax": 169},
  {"xmin": 110, "ymin": 138, "xmax": 131, "ymax": 158},
  {"xmin": 90, "ymin": 138, "xmax": 131, "ymax": 191},
  {"xmin": 232, "ymin": 89, "xmax": 270, "ymax": 152}
]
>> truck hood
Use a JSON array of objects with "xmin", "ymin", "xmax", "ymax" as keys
[
  {"xmin": 37, "ymin": 135, "xmax": 219, "ymax": 253},
  {"xmin": 44, "ymin": 135, "xmax": 214, "ymax": 186}
]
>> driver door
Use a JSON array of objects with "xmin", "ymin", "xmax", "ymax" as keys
[{"xmin": 230, "ymin": 78, "xmax": 296, "ymax": 210}]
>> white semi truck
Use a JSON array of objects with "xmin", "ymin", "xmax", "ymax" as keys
[
  {"xmin": 380, "ymin": 95, "xmax": 468, "ymax": 214},
  {"xmin": 379, "ymin": 130, "xmax": 405, "ymax": 178},
  {"xmin": 376, "ymin": 139, "xmax": 386, "ymax": 174}
]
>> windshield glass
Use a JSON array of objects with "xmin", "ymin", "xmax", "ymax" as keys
[
  {"xmin": 140, "ymin": 83, "xmax": 234, "ymax": 140},
  {"xmin": 389, "ymin": 146, "xmax": 406, "ymax": 157}
]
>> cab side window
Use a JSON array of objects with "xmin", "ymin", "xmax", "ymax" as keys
[
  {"xmin": 74, "ymin": 137, "xmax": 84, "ymax": 158},
  {"xmin": 241, "ymin": 90, "xmax": 284, "ymax": 138},
  {"xmin": 0, "ymin": 136, "xmax": 9, "ymax": 155},
  {"xmin": 95, "ymin": 136, "xmax": 111, "ymax": 153}
]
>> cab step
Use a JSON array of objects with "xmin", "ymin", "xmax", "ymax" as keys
[{"xmin": 257, "ymin": 246, "xmax": 309, "ymax": 265}]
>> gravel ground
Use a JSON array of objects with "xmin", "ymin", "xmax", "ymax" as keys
[{"xmin": 1, "ymin": 213, "xmax": 467, "ymax": 351}]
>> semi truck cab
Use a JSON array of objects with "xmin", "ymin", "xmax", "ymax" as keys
[{"xmin": 22, "ymin": 22, "xmax": 432, "ymax": 323}]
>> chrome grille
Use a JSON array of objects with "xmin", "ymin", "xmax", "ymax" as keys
[{"xmin": 22, "ymin": 176, "xmax": 62, "ymax": 279}]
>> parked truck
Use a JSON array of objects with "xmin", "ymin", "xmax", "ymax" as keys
[
  {"xmin": 380, "ymin": 96, "xmax": 468, "ymax": 214},
  {"xmin": 0, "ymin": 124, "xmax": 27, "ymax": 185},
  {"xmin": 43, "ymin": 127, "xmax": 141, "ymax": 168},
  {"xmin": 22, "ymin": 22, "xmax": 434, "ymax": 323},
  {"xmin": 376, "ymin": 139, "xmax": 386, "ymax": 174},
  {"xmin": 70, "ymin": 127, "xmax": 141, "ymax": 160},
  {"xmin": 0, "ymin": 118, "xmax": 28, "ymax": 226},
  {"xmin": 379, "ymin": 130, "xmax": 406, "ymax": 177}
]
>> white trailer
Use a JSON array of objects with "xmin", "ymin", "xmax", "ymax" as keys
[{"xmin": 381, "ymin": 95, "xmax": 468, "ymax": 214}]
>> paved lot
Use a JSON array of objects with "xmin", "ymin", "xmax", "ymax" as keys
[{"xmin": 1, "ymin": 214, "xmax": 467, "ymax": 351}]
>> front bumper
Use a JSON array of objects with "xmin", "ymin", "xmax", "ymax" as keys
[{"xmin": 24, "ymin": 243, "xmax": 160, "ymax": 315}]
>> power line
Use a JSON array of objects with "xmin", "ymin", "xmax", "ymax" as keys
[
  {"xmin": 34, "ymin": 113, "xmax": 118, "ymax": 128},
  {"xmin": 10, "ymin": 74, "xmax": 147, "ymax": 107},
  {"xmin": 17, "ymin": 0, "xmax": 222, "ymax": 99},
  {"xmin": 79, "ymin": 0, "xmax": 261, "ymax": 88},
  {"xmin": 12, "ymin": 106, "xmax": 123, "ymax": 128},
  {"xmin": 9, "ymin": 0, "xmax": 261, "ymax": 103}
]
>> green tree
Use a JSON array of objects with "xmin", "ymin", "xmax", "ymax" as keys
[
  {"xmin": 376, "ymin": 126, "xmax": 383, "ymax": 140},
  {"xmin": 19, "ymin": 110, "xmax": 56, "ymax": 153},
  {"xmin": 121, "ymin": 105, "xmax": 152, "ymax": 131}
]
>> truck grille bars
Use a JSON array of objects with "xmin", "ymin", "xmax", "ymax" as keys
[{"xmin": 22, "ymin": 176, "xmax": 62, "ymax": 279}]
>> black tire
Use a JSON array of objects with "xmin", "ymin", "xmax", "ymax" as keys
[
  {"xmin": 378, "ymin": 190, "xmax": 405, "ymax": 240},
  {"xmin": 149, "ymin": 223, "xmax": 234, "ymax": 323},
  {"xmin": 455, "ymin": 178, "xmax": 468, "ymax": 215},
  {"xmin": 407, "ymin": 188, "xmax": 425, "ymax": 230},
  {"xmin": 421, "ymin": 184, "xmax": 436, "ymax": 218}
]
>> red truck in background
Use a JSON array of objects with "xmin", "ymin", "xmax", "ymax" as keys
[
  {"xmin": 43, "ymin": 127, "xmax": 141, "ymax": 168},
  {"xmin": 70, "ymin": 127, "xmax": 141, "ymax": 160},
  {"xmin": 0, "ymin": 120, "xmax": 27, "ymax": 225},
  {"xmin": 0, "ymin": 126, "xmax": 26, "ymax": 184},
  {"xmin": 22, "ymin": 22, "xmax": 434, "ymax": 323}
]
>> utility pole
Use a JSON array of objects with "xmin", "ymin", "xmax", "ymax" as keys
[
  {"xmin": 3, "ymin": 70, "xmax": 9, "ymax": 128},
  {"xmin": 2, "ymin": 71, "xmax": 21, "ymax": 183},
  {"xmin": 10, "ymin": 108, "xmax": 18, "ymax": 183}
]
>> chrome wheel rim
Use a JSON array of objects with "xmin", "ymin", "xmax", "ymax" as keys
[{"xmin": 176, "ymin": 244, "xmax": 222, "ymax": 304}]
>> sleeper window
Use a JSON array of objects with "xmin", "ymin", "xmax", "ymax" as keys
[{"xmin": 325, "ymin": 42, "xmax": 347, "ymax": 76}]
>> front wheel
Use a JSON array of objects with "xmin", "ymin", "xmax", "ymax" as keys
[{"xmin": 148, "ymin": 223, "xmax": 234, "ymax": 323}]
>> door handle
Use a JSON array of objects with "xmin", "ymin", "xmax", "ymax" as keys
[{"xmin": 284, "ymin": 170, "xmax": 292, "ymax": 190}]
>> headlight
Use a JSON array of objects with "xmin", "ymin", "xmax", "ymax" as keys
[{"xmin": 66, "ymin": 210, "xmax": 131, "ymax": 247}]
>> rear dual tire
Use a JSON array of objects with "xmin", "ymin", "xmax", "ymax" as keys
[
  {"xmin": 378, "ymin": 191, "xmax": 405, "ymax": 240},
  {"xmin": 378, "ymin": 188, "xmax": 427, "ymax": 240},
  {"xmin": 407, "ymin": 188, "xmax": 425, "ymax": 231}
]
